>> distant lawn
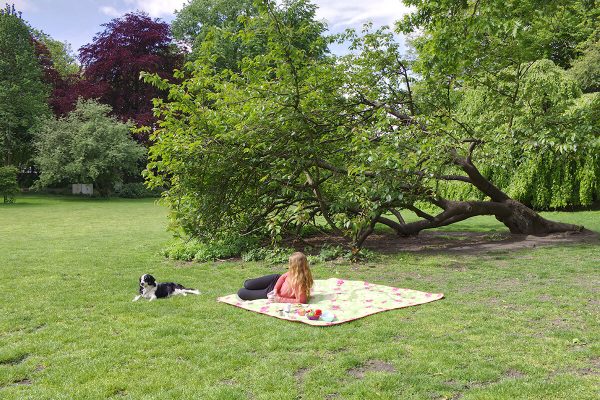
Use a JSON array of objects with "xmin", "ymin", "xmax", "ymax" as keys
[{"xmin": 0, "ymin": 195, "xmax": 598, "ymax": 399}]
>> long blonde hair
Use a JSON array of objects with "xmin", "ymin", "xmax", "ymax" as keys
[{"xmin": 287, "ymin": 252, "xmax": 313, "ymax": 298}]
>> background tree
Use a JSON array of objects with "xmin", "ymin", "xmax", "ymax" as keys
[
  {"xmin": 32, "ymin": 29, "xmax": 78, "ymax": 78},
  {"xmin": 569, "ymin": 34, "xmax": 600, "ymax": 93},
  {"xmin": 145, "ymin": 0, "xmax": 589, "ymax": 251},
  {"xmin": 29, "ymin": 29, "xmax": 82, "ymax": 117},
  {"xmin": 30, "ymin": 32, "xmax": 74, "ymax": 117},
  {"xmin": 0, "ymin": 165, "xmax": 19, "ymax": 203},
  {"xmin": 78, "ymin": 12, "xmax": 183, "ymax": 140},
  {"xmin": 34, "ymin": 99, "xmax": 146, "ymax": 196},
  {"xmin": 172, "ymin": 0, "xmax": 258, "ymax": 68},
  {"xmin": 172, "ymin": 0, "xmax": 329, "ymax": 70},
  {"xmin": 0, "ymin": 4, "xmax": 49, "ymax": 168}
]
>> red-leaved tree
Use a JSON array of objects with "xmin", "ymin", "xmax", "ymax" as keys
[
  {"xmin": 31, "ymin": 37, "xmax": 78, "ymax": 116},
  {"xmin": 78, "ymin": 12, "xmax": 182, "ymax": 142}
]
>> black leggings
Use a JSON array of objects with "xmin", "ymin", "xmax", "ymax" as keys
[{"xmin": 237, "ymin": 274, "xmax": 281, "ymax": 300}]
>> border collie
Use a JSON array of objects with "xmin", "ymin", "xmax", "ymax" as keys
[{"xmin": 133, "ymin": 274, "xmax": 200, "ymax": 301}]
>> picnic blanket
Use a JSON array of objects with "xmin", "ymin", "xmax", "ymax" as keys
[{"xmin": 217, "ymin": 278, "xmax": 444, "ymax": 326}]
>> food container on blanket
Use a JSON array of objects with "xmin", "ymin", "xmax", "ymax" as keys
[
  {"xmin": 320, "ymin": 311, "xmax": 335, "ymax": 322},
  {"xmin": 305, "ymin": 309, "xmax": 322, "ymax": 320}
]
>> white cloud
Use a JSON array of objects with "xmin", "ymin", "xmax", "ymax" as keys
[
  {"xmin": 313, "ymin": 0, "xmax": 413, "ymax": 31},
  {"xmin": 97, "ymin": 0, "xmax": 187, "ymax": 19},
  {"xmin": 124, "ymin": 0, "xmax": 188, "ymax": 18},
  {"xmin": 98, "ymin": 1, "xmax": 411, "ymax": 28},
  {"xmin": 99, "ymin": 6, "xmax": 122, "ymax": 18}
]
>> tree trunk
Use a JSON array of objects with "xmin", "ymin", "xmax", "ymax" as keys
[
  {"xmin": 370, "ymin": 154, "xmax": 583, "ymax": 239},
  {"xmin": 496, "ymin": 199, "xmax": 583, "ymax": 234},
  {"xmin": 376, "ymin": 198, "xmax": 582, "ymax": 238},
  {"xmin": 450, "ymin": 149, "xmax": 583, "ymax": 234}
]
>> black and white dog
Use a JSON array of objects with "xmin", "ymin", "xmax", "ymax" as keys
[{"xmin": 133, "ymin": 274, "xmax": 200, "ymax": 301}]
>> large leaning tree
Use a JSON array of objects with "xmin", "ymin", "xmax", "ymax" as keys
[{"xmin": 144, "ymin": 0, "xmax": 590, "ymax": 250}]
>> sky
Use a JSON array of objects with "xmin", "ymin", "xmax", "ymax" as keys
[{"xmin": 10, "ymin": 0, "xmax": 412, "ymax": 56}]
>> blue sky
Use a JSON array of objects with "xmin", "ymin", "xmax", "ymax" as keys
[{"xmin": 12, "ymin": 0, "xmax": 412, "ymax": 56}]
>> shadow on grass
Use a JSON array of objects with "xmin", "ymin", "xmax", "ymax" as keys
[
  {"xmin": 2, "ymin": 194, "xmax": 139, "ymax": 206},
  {"xmin": 290, "ymin": 230, "xmax": 599, "ymax": 256}
]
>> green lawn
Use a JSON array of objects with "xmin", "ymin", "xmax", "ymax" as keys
[{"xmin": 0, "ymin": 196, "xmax": 598, "ymax": 399}]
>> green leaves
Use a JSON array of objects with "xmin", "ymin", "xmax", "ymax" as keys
[
  {"xmin": 403, "ymin": 0, "xmax": 599, "ymax": 209},
  {"xmin": 0, "ymin": 10, "xmax": 49, "ymax": 167},
  {"xmin": 33, "ymin": 99, "xmax": 146, "ymax": 195},
  {"xmin": 145, "ymin": 0, "xmax": 597, "ymax": 249}
]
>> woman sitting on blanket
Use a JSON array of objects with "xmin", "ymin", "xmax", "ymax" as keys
[{"xmin": 237, "ymin": 252, "xmax": 313, "ymax": 303}]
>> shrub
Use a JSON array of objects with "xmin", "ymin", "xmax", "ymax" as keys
[
  {"xmin": 317, "ymin": 244, "xmax": 347, "ymax": 261},
  {"xmin": 241, "ymin": 247, "xmax": 295, "ymax": 264},
  {"xmin": 0, "ymin": 166, "xmax": 19, "ymax": 203},
  {"xmin": 34, "ymin": 99, "xmax": 146, "ymax": 196},
  {"xmin": 161, "ymin": 236, "xmax": 257, "ymax": 262},
  {"xmin": 161, "ymin": 237, "xmax": 377, "ymax": 264},
  {"xmin": 349, "ymin": 248, "xmax": 377, "ymax": 262},
  {"xmin": 113, "ymin": 182, "xmax": 162, "ymax": 198}
]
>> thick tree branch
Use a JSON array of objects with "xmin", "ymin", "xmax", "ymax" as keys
[
  {"xmin": 414, "ymin": 170, "xmax": 472, "ymax": 183},
  {"xmin": 405, "ymin": 204, "xmax": 435, "ymax": 221},
  {"xmin": 451, "ymin": 145, "xmax": 510, "ymax": 202},
  {"xmin": 354, "ymin": 210, "xmax": 383, "ymax": 250},
  {"xmin": 394, "ymin": 200, "xmax": 512, "ymax": 236},
  {"xmin": 358, "ymin": 97, "xmax": 413, "ymax": 124},
  {"xmin": 388, "ymin": 208, "xmax": 405, "ymax": 224},
  {"xmin": 304, "ymin": 169, "xmax": 343, "ymax": 236}
]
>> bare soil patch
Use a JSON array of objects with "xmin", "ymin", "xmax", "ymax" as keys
[
  {"xmin": 11, "ymin": 378, "xmax": 32, "ymax": 386},
  {"xmin": 579, "ymin": 357, "xmax": 600, "ymax": 376},
  {"xmin": 294, "ymin": 367, "xmax": 309, "ymax": 382},
  {"xmin": 505, "ymin": 369, "xmax": 526, "ymax": 379},
  {"xmin": 0, "ymin": 354, "xmax": 28, "ymax": 366},
  {"xmin": 347, "ymin": 360, "xmax": 396, "ymax": 379},
  {"xmin": 293, "ymin": 229, "xmax": 598, "ymax": 255}
]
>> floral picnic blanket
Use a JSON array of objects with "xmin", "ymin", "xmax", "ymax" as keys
[{"xmin": 217, "ymin": 278, "xmax": 444, "ymax": 326}]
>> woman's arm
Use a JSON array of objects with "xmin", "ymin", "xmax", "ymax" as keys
[{"xmin": 275, "ymin": 291, "xmax": 307, "ymax": 304}]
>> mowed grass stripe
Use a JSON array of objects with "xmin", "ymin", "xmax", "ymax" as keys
[{"xmin": 0, "ymin": 196, "xmax": 598, "ymax": 399}]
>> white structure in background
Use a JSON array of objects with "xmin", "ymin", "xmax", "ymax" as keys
[{"xmin": 72, "ymin": 184, "xmax": 93, "ymax": 195}]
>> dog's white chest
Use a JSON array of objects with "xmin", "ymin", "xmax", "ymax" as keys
[{"xmin": 141, "ymin": 286, "xmax": 156, "ymax": 299}]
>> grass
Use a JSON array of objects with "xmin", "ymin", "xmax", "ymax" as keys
[{"xmin": 0, "ymin": 195, "xmax": 598, "ymax": 399}]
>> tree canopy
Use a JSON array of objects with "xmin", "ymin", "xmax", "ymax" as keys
[
  {"xmin": 0, "ymin": 4, "xmax": 49, "ymax": 168},
  {"xmin": 32, "ymin": 29, "xmax": 78, "ymax": 78},
  {"xmin": 399, "ymin": 0, "xmax": 599, "ymax": 210},
  {"xmin": 145, "ymin": 0, "xmax": 598, "ymax": 249},
  {"xmin": 78, "ymin": 12, "xmax": 183, "ymax": 137},
  {"xmin": 172, "ymin": 0, "xmax": 258, "ymax": 67}
]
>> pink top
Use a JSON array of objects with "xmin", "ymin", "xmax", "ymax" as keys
[{"xmin": 274, "ymin": 272, "xmax": 308, "ymax": 303}]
